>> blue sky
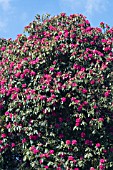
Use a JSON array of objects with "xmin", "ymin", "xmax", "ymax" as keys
[{"xmin": 0, "ymin": 0, "xmax": 112, "ymax": 40}]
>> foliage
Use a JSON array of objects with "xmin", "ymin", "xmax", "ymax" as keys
[{"xmin": 0, "ymin": 13, "xmax": 113, "ymax": 169}]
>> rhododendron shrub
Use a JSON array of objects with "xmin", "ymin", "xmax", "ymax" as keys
[{"xmin": 0, "ymin": 13, "xmax": 113, "ymax": 169}]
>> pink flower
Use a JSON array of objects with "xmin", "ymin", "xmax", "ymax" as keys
[
  {"xmin": 85, "ymin": 140, "xmax": 92, "ymax": 146},
  {"xmin": 100, "ymin": 63, "xmax": 107, "ymax": 70},
  {"xmin": 24, "ymin": 69, "xmax": 30, "ymax": 74},
  {"xmin": 55, "ymin": 36, "xmax": 60, "ymax": 41},
  {"xmin": 64, "ymin": 31, "xmax": 69, "ymax": 38},
  {"xmin": 6, "ymin": 123, "xmax": 11, "ymax": 129},
  {"xmin": 90, "ymin": 167, "xmax": 96, "ymax": 170},
  {"xmin": 66, "ymin": 140, "xmax": 71, "ymax": 145},
  {"xmin": 49, "ymin": 150, "xmax": 54, "ymax": 154},
  {"xmin": 90, "ymin": 80, "xmax": 95, "ymax": 85},
  {"xmin": 86, "ymin": 27, "xmax": 92, "ymax": 32},
  {"xmin": 76, "ymin": 118, "xmax": 81, "ymax": 123},
  {"xmin": 77, "ymin": 105, "xmax": 82, "ymax": 112},
  {"xmin": 40, "ymin": 154, "xmax": 45, "ymax": 158},
  {"xmin": 53, "ymin": 60, "xmax": 57, "ymax": 65},
  {"xmin": 29, "ymin": 60, "xmax": 36, "ymax": 65},
  {"xmin": 71, "ymin": 97, "xmax": 80, "ymax": 104},
  {"xmin": 57, "ymin": 168, "xmax": 62, "ymax": 170},
  {"xmin": 82, "ymin": 101, "xmax": 88, "ymax": 106},
  {"xmin": 103, "ymin": 149, "xmax": 107, "ymax": 153},
  {"xmin": 72, "ymin": 140, "xmax": 77, "ymax": 145},
  {"xmin": 72, "ymin": 82, "xmax": 77, "ymax": 87},
  {"xmin": 5, "ymin": 111, "xmax": 9, "ymax": 116},
  {"xmin": 30, "ymin": 71, "xmax": 36, "ymax": 76},
  {"xmin": 30, "ymin": 146, "xmax": 35, "ymax": 151},
  {"xmin": 82, "ymin": 88, "xmax": 87, "ymax": 94},
  {"xmin": 0, "ymin": 104, "xmax": 3, "ymax": 109},
  {"xmin": 59, "ymin": 153, "xmax": 65, "ymax": 158},
  {"xmin": 15, "ymin": 72, "xmax": 21, "ymax": 78},
  {"xmin": 26, "ymin": 95, "xmax": 31, "ymax": 100},
  {"xmin": 68, "ymin": 156, "xmax": 74, "ymax": 161},
  {"xmin": 61, "ymin": 97, "xmax": 66, "ymax": 102},
  {"xmin": 75, "ymin": 122, "xmax": 80, "ymax": 126},
  {"xmin": 56, "ymin": 71, "xmax": 61, "ymax": 77},
  {"xmin": 29, "ymin": 135, "xmax": 38, "ymax": 140},
  {"xmin": 44, "ymin": 166, "xmax": 49, "ymax": 169},
  {"xmin": 5, "ymin": 144, "xmax": 9, "ymax": 148},
  {"xmin": 14, "ymin": 87, "xmax": 20, "ymax": 92},
  {"xmin": 47, "ymin": 97, "xmax": 52, "ymax": 102},
  {"xmin": 0, "ymin": 79, "xmax": 6, "ymax": 85},
  {"xmin": 100, "ymin": 22, "xmax": 104, "ymax": 26},
  {"xmin": 49, "ymin": 67, "xmax": 54, "ymax": 71},
  {"xmin": 42, "ymin": 85, "xmax": 46, "ymax": 90},
  {"xmin": 39, "ymin": 159, "xmax": 43, "ymax": 164},
  {"xmin": 1, "ymin": 133, "xmax": 6, "ymax": 138},
  {"xmin": 59, "ymin": 133, "xmax": 64, "ymax": 139},
  {"xmin": 45, "ymin": 153, "xmax": 49, "ymax": 158},
  {"xmin": 81, "ymin": 132, "xmax": 86, "ymax": 138},
  {"xmin": 51, "ymin": 94, "xmax": 56, "ymax": 99},
  {"xmin": 11, "ymin": 143, "xmax": 15, "ymax": 148},
  {"xmin": 22, "ymin": 84, "xmax": 26, "ymax": 88},
  {"xmin": 20, "ymin": 73, "xmax": 25, "ymax": 79},
  {"xmin": 93, "ymin": 105, "xmax": 98, "ymax": 109},
  {"xmin": 0, "ymin": 140, "xmax": 2, "ymax": 144},
  {"xmin": 11, "ymin": 94, "xmax": 18, "ymax": 100},
  {"xmin": 0, "ymin": 147, "xmax": 3, "ymax": 152},
  {"xmin": 22, "ymin": 138, "xmax": 26, "ymax": 143},
  {"xmin": 33, "ymin": 148, "xmax": 39, "ymax": 154},
  {"xmin": 96, "ymin": 143, "xmax": 101, "ymax": 148},
  {"xmin": 40, "ymin": 95, "xmax": 46, "ymax": 100},
  {"xmin": 81, "ymin": 67, "xmax": 86, "ymax": 71},
  {"xmin": 104, "ymin": 47, "xmax": 111, "ymax": 52},
  {"xmin": 59, "ymin": 117, "xmax": 63, "ymax": 122},
  {"xmin": 61, "ymin": 13, "xmax": 66, "ymax": 17},
  {"xmin": 0, "ymin": 88, "xmax": 6, "ymax": 94},
  {"xmin": 88, "ymin": 54, "xmax": 93, "ymax": 58},
  {"xmin": 55, "ymin": 124, "xmax": 60, "ymax": 128},
  {"xmin": 16, "ymin": 63, "xmax": 22, "ymax": 69},
  {"xmin": 104, "ymin": 90, "xmax": 110, "ymax": 97},
  {"xmin": 9, "ymin": 113, "xmax": 12, "ymax": 119},
  {"xmin": 49, "ymin": 25, "xmax": 56, "ymax": 31},
  {"xmin": 70, "ymin": 34, "xmax": 76, "ymax": 39},
  {"xmin": 98, "ymin": 118, "xmax": 104, "ymax": 122},
  {"xmin": 100, "ymin": 159, "xmax": 105, "ymax": 164},
  {"xmin": 101, "ymin": 39, "xmax": 107, "ymax": 43},
  {"xmin": 1, "ymin": 46, "xmax": 6, "ymax": 51},
  {"xmin": 110, "ymin": 148, "xmax": 113, "ymax": 152},
  {"xmin": 73, "ymin": 64, "xmax": 81, "ymax": 70},
  {"xmin": 99, "ymin": 165, "xmax": 105, "ymax": 170}
]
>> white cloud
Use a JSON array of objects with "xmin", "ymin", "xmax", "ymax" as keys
[
  {"xmin": 85, "ymin": 0, "xmax": 108, "ymax": 16},
  {"xmin": 0, "ymin": 0, "xmax": 13, "ymax": 34},
  {"xmin": 0, "ymin": 0, "xmax": 11, "ymax": 11},
  {"xmin": 60, "ymin": 0, "xmax": 84, "ymax": 10},
  {"xmin": 60, "ymin": 0, "xmax": 108, "ymax": 17},
  {"xmin": 21, "ymin": 12, "xmax": 28, "ymax": 22},
  {"xmin": 0, "ymin": 19, "xmax": 7, "ymax": 32}
]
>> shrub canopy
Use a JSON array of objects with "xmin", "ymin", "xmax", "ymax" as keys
[{"xmin": 0, "ymin": 13, "xmax": 113, "ymax": 169}]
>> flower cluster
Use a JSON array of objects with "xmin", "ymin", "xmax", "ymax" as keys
[{"xmin": 0, "ymin": 13, "xmax": 113, "ymax": 169}]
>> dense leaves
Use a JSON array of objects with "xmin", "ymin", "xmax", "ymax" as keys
[{"xmin": 0, "ymin": 13, "xmax": 113, "ymax": 169}]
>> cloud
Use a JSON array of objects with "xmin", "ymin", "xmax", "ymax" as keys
[
  {"xmin": 60, "ymin": 0, "xmax": 108, "ymax": 17},
  {"xmin": 0, "ymin": 19, "xmax": 7, "ymax": 32},
  {"xmin": 21, "ymin": 12, "xmax": 28, "ymax": 22},
  {"xmin": 85, "ymin": 0, "xmax": 108, "ymax": 16},
  {"xmin": 0, "ymin": 0, "xmax": 13, "ymax": 36},
  {"xmin": 60, "ymin": 0, "xmax": 85, "ymax": 11},
  {"xmin": 0, "ymin": 0, "xmax": 11, "ymax": 11}
]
